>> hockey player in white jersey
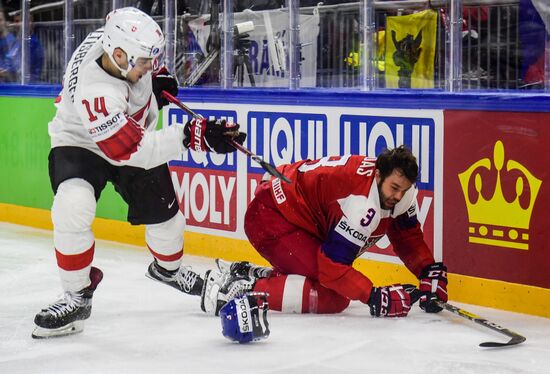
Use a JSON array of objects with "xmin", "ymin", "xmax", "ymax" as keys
[{"xmin": 33, "ymin": 7, "xmax": 245, "ymax": 339}]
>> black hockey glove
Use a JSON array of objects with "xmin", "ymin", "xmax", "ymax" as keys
[
  {"xmin": 419, "ymin": 262, "xmax": 448, "ymax": 313},
  {"xmin": 368, "ymin": 284, "xmax": 420, "ymax": 317},
  {"xmin": 152, "ymin": 67, "xmax": 178, "ymax": 109},
  {"xmin": 183, "ymin": 118, "xmax": 247, "ymax": 154}
]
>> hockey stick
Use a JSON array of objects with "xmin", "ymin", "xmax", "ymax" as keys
[
  {"xmin": 161, "ymin": 90, "xmax": 291, "ymax": 183},
  {"xmin": 436, "ymin": 301, "xmax": 526, "ymax": 347}
]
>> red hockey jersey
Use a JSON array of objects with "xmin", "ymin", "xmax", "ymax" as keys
[{"xmin": 267, "ymin": 155, "xmax": 435, "ymax": 303}]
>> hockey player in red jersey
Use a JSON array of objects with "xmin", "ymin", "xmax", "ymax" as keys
[
  {"xmin": 33, "ymin": 7, "xmax": 245, "ymax": 339},
  {"xmin": 201, "ymin": 146, "xmax": 447, "ymax": 318}
]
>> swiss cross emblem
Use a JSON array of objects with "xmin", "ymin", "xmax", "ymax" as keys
[{"xmin": 131, "ymin": 26, "xmax": 137, "ymax": 32}]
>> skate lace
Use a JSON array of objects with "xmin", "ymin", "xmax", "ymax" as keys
[
  {"xmin": 175, "ymin": 267, "xmax": 198, "ymax": 293},
  {"xmin": 230, "ymin": 262, "xmax": 251, "ymax": 277},
  {"xmin": 44, "ymin": 291, "xmax": 83, "ymax": 318}
]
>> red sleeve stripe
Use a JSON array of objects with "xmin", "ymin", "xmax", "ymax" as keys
[
  {"xmin": 96, "ymin": 117, "xmax": 144, "ymax": 161},
  {"xmin": 147, "ymin": 245, "xmax": 184, "ymax": 262},
  {"xmin": 55, "ymin": 243, "xmax": 95, "ymax": 271}
]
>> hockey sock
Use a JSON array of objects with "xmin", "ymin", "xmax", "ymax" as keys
[{"xmin": 254, "ymin": 275, "xmax": 350, "ymax": 314}]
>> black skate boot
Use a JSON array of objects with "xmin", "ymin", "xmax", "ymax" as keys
[
  {"xmin": 146, "ymin": 260, "xmax": 204, "ymax": 296},
  {"xmin": 215, "ymin": 259, "xmax": 272, "ymax": 280},
  {"xmin": 32, "ymin": 266, "xmax": 103, "ymax": 339}
]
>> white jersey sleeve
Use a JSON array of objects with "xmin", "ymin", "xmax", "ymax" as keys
[
  {"xmin": 50, "ymin": 28, "xmax": 184, "ymax": 170},
  {"xmin": 73, "ymin": 73, "xmax": 184, "ymax": 169}
]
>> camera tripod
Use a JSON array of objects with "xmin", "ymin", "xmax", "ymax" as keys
[
  {"xmin": 183, "ymin": 34, "xmax": 255, "ymax": 87},
  {"xmin": 233, "ymin": 35, "xmax": 255, "ymax": 87},
  {"xmin": 182, "ymin": 0, "xmax": 255, "ymax": 87}
]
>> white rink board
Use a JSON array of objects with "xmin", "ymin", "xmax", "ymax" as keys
[
  {"xmin": 1, "ymin": 222, "xmax": 549, "ymax": 374},
  {"xmin": 165, "ymin": 103, "xmax": 444, "ymax": 262}
]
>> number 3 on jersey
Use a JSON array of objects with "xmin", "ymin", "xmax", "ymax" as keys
[
  {"xmin": 298, "ymin": 155, "xmax": 351, "ymax": 172},
  {"xmin": 82, "ymin": 97, "xmax": 109, "ymax": 122}
]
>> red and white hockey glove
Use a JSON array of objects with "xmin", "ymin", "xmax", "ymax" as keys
[
  {"xmin": 368, "ymin": 284, "xmax": 420, "ymax": 317},
  {"xmin": 183, "ymin": 118, "xmax": 246, "ymax": 154},
  {"xmin": 419, "ymin": 262, "xmax": 448, "ymax": 313}
]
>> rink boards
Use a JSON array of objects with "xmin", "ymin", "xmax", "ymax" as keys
[
  {"xmin": 1, "ymin": 88, "xmax": 550, "ymax": 317},
  {"xmin": 165, "ymin": 104, "xmax": 440, "ymax": 263}
]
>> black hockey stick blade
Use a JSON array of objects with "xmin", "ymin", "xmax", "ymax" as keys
[
  {"xmin": 479, "ymin": 335, "xmax": 526, "ymax": 348},
  {"xmin": 437, "ymin": 301, "xmax": 526, "ymax": 347},
  {"xmin": 161, "ymin": 90, "xmax": 291, "ymax": 184}
]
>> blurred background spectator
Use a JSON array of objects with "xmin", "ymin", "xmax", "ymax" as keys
[
  {"xmin": 0, "ymin": 7, "xmax": 16, "ymax": 82},
  {"xmin": 519, "ymin": 0, "xmax": 546, "ymax": 88},
  {"xmin": 0, "ymin": 1, "xmax": 44, "ymax": 83},
  {"xmin": 8, "ymin": 12, "xmax": 44, "ymax": 82}
]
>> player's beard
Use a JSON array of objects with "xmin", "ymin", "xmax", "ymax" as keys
[{"xmin": 377, "ymin": 179, "xmax": 399, "ymax": 210}]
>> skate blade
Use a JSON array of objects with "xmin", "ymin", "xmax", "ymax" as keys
[
  {"xmin": 32, "ymin": 321, "xmax": 84, "ymax": 339},
  {"xmin": 202, "ymin": 283, "xmax": 222, "ymax": 315},
  {"xmin": 144, "ymin": 272, "xmax": 157, "ymax": 282},
  {"xmin": 201, "ymin": 270, "xmax": 228, "ymax": 315}
]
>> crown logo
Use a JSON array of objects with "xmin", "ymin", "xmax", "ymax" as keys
[{"xmin": 458, "ymin": 140, "xmax": 541, "ymax": 250}]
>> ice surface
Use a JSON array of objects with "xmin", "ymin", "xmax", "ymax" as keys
[{"xmin": 1, "ymin": 222, "xmax": 549, "ymax": 374}]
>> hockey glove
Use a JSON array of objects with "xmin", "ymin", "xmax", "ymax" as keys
[
  {"xmin": 368, "ymin": 284, "xmax": 420, "ymax": 317},
  {"xmin": 183, "ymin": 118, "xmax": 247, "ymax": 153},
  {"xmin": 152, "ymin": 67, "xmax": 178, "ymax": 109},
  {"xmin": 419, "ymin": 262, "xmax": 448, "ymax": 313}
]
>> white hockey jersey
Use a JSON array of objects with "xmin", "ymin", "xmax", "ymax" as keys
[{"xmin": 48, "ymin": 29, "xmax": 184, "ymax": 170}]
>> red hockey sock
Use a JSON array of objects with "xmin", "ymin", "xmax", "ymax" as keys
[{"xmin": 255, "ymin": 275, "xmax": 350, "ymax": 314}]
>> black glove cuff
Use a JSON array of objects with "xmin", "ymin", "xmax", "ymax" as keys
[
  {"xmin": 420, "ymin": 262, "xmax": 448, "ymax": 280},
  {"xmin": 367, "ymin": 287, "xmax": 381, "ymax": 317}
]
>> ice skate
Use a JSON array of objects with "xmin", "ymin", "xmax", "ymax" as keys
[
  {"xmin": 32, "ymin": 266, "xmax": 103, "ymax": 339},
  {"xmin": 201, "ymin": 268, "xmax": 257, "ymax": 316},
  {"xmin": 217, "ymin": 274, "xmax": 257, "ymax": 309},
  {"xmin": 215, "ymin": 259, "xmax": 272, "ymax": 280},
  {"xmin": 200, "ymin": 269, "xmax": 228, "ymax": 315},
  {"xmin": 146, "ymin": 260, "xmax": 204, "ymax": 296}
]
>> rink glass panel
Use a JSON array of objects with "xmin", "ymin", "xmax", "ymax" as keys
[{"xmin": 3, "ymin": 0, "xmax": 546, "ymax": 91}]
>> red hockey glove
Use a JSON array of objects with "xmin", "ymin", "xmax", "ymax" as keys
[
  {"xmin": 368, "ymin": 284, "xmax": 420, "ymax": 317},
  {"xmin": 183, "ymin": 118, "xmax": 246, "ymax": 154},
  {"xmin": 152, "ymin": 67, "xmax": 178, "ymax": 110},
  {"xmin": 419, "ymin": 262, "xmax": 448, "ymax": 313}
]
